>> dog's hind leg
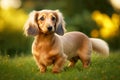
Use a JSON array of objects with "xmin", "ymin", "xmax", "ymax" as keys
[
  {"xmin": 77, "ymin": 43, "xmax": 92, "ymax": 68},
  {"xmin": 68, "ymin": 56, "xmax": 79, "ymax": 67},
  {"xmin": 78, "ymin": 51, "xmax": 91, "ymax": 68}
]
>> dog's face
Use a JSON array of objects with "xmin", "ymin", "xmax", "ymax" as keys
[
  {"xmin": 37, "ymin": 10, "xmax": 57, "ymax": 34},
  {"xmin": 24, "ymin": 10, "xmax": 66, "ymax": 36}
]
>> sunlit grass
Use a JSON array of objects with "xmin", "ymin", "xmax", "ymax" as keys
[{"xmin": 0, "ymin": 52, "xmax": 120, "ymax": 80}]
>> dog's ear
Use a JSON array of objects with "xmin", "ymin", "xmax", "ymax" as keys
[
  {"xmin": 24, "ymin": 11, "xmax": 39, "ymax": 36},
  {"xmin": 54, "ymin": 10, "xmax": 66, "ymax": 35}
]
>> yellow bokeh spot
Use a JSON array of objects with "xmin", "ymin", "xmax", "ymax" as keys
[
  {"xmin": 112, "ymin": 13, "xmax": 119, "ymax": 29},
  {"xmin": 92, "ymin": 11, "xmax": 103, "ymax": 26},
  {"xmin": 0, "ymin": 20, "xmax": 4, "ymax": 32},
  {"xmin": 91, "ymin": 29, "xmax": 99, "ymax": 38},
  {"xmin": 92, "ymin": 10, "xmax": 119, "ymax": 38},
  {"xmin": 0, "ymin": 9, "xmax": 28, "ymax": 31}
]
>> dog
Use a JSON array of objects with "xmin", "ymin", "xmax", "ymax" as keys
[{"xmin": 24, "ymin": 9, "xmax": 109, "ymax": 73}]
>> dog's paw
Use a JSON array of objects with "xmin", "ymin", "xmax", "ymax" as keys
[
  {"xmin": 52, "ymin": 67, "xmax": 62, "ymax": 73},
  {"xmin": 52, "ymin": 69, "xmax": 60, "ymax": 73},
  {"xmin": 40, "ymin": 67, "xmax": 46, "ymax": 73}
]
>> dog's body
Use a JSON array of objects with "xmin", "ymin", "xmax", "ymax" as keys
[{"xmin": 24, "ymin": 10, "xmax": 109, "ymax": 73}]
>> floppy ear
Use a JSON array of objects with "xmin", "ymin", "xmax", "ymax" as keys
[
  {"xmin": 24, "ymin": 11, "xmax": 39, "ymax": 36},
  {"xmin": 54, "ymin": 10, "xmax": 66, "ymax": 35}
]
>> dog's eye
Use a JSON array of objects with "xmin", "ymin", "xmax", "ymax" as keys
[
  {"xmin": 39, "ymin": 16, "xmax": 45, "ymax": 21},
  {"xmin": 51, "ymin": 16, "xmax": 56, "ymax": 21}
]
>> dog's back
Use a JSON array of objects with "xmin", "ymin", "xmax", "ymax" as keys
[
  {"xmin": 60, "ymin": 31, "xmax": 92, "ymax": 59},
  {"xmin": 59, "ymin": 31, "xmax": 109, "ymax": 68}
]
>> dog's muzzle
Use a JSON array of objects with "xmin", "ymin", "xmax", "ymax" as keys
[{"xmin": 47, "ymin": 26, "xmax": 53, "ymax": 32}]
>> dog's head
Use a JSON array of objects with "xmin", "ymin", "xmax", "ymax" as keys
[{"xmin": 24, "ymin": 10, "xmax": 66, "ymax": 36}]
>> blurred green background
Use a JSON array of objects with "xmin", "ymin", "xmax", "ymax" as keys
[{"xmin": 0, "ymin": 0, "xmax": 120, "ymax": 56}]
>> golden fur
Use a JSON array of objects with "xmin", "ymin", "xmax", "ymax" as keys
[{"xmin": 24, "ymin": 9, "xmax": 109, "ymax": 73}]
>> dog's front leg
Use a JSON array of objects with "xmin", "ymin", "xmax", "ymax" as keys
[
  {"xmin": 39, "ymin": 64, "xmax": 47, "ymax": 73},
  {"xmin": 33, "ymin": 55, "xmax": 47, "ymax": 73},
  {"xmin": 52, "ymin": 54, "xmax": 67, "ymax": 73}
]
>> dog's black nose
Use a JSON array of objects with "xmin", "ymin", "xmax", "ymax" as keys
[{"xmin": 47, "ymin": 26, "xmax": 52, "ymax": 31}]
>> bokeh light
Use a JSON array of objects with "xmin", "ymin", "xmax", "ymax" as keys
[
  {"xmin": 92, "ymin": 11, "xmax": 119, "ymax": 38},
  {"xmin": 0, "ymin": 0, "xmax": 21, "ymax": 9},
  {"xmin": 90, "ymin": 29, "xmax": 99, "ymax": 38},
  {"xmin": 110, "ymin": 0, "xmax": 120, "ymax": 11}
]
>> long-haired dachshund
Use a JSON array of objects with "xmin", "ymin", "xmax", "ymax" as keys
[{"xmin": 24, "ymin": 9, "xmax": 109, "ymax": 73}]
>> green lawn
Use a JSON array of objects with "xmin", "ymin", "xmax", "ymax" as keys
[{"xmin": 0, "ymin": 52, "xmax": 120, "ymax": 80}]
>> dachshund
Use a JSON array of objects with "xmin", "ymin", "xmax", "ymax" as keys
[{"xmin": 24, "ymin": 9, "xmax": 109, "ymax": 73}]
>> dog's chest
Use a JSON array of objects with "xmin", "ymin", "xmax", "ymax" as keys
[
  {"xmin": 32, "ymin": 41, "xmax": 56, "ymax": 66},
  {"xmin": 40, "ymin": 52, "xmax": 55, "ymax": 66}
]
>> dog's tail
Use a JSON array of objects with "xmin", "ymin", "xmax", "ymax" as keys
[{"xmin": 90, "ymin": 38, "xmax": 109, "ymax": 57}]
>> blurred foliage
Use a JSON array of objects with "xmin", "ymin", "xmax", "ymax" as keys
[
  {"xmin": 0, "ymin": 0, "xmax": 120, "ymax": 56},
  {"xmin": 0, "ymin": 8, "xmax": 32, "ymax": 55}
]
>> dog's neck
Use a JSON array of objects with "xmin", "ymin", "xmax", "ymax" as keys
[{"xmin": 34, "ymin": 33, "xmax": 56, "ymax": 46}]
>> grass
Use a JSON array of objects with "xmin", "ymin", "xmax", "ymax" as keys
[{"xmin": 0, "ymin": 52, "xmax": 120, "ymax": 80}]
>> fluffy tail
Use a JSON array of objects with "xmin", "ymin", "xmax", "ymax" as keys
[{"xmin": 90, "ymin": 38, "xmax": 109, "ymax": 57}]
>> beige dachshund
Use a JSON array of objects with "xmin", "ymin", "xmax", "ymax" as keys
[{"xmin": 24, "ymin": 10, "xmax": 109, "ymax": 73}]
